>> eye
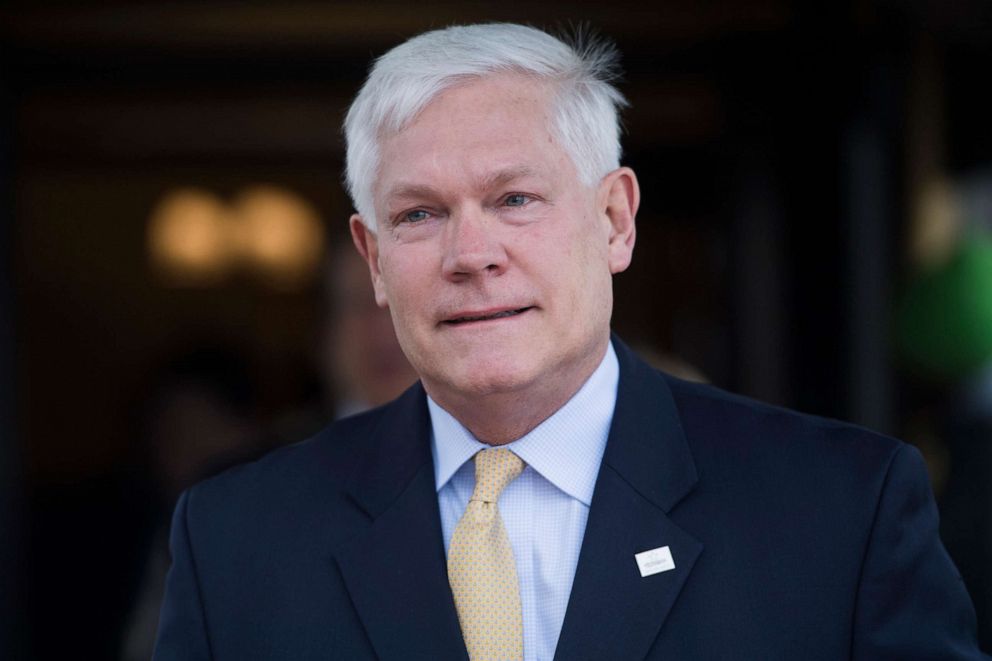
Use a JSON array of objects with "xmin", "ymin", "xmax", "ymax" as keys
[
  {"xmin": 503, "ymin": 193, "xmax": 531, "ymax": 207},
  {"xmin": 400, "ymin": 209, "xmax": 430, "ymax": 224}
]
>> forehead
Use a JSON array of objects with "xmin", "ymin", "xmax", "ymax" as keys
[{"xmin": 374, "ymin": 74, "xmax": 574, "ymax": 200}]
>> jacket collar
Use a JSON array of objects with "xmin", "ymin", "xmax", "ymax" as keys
[
  {"xmin": 603, "ymin": 335, "xmax": 698, "ymax": 512},
  {"xmin": 554, "ymin": 336, "xmax": 702, "ymax": 660},
  {"xmin": 336, "ymin": 336, "xmax": 701, "ymax": 661},
  {"xmin": 334, "ymin": 382, "xmax": 469, "ymax": 661}
]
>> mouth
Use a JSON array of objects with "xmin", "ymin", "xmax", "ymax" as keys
[{"xmin": 442, "ymin": 306, "xmax": 534, "ymax": 325}]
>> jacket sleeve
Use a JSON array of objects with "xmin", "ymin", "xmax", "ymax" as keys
[
  {"xmin": 852, "ymin": 444, "xmax": 989, "ymax": 659},
  {"xmin": 152, "ymin": 489, "xmax": 214, "ymax": 661}
]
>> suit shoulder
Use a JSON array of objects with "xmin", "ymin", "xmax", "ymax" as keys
[
  {"xmin": 662, "ymin": 373, "xmax": 908, "ymax": 475},
  {"xmin": 657, "ymin": 374, "xmax": 935, "ymax": 560},
  {"xmin": 183, "ymin": 404, "xmax": 389, "ymax": 518}
]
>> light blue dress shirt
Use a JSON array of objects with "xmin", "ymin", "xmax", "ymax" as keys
[{"xmin": 429, "ymin": 342, "xmax": 619, "ymax": 661}]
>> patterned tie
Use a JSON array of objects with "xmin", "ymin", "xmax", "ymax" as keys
[{"xmin": 448, "ymin": 448, "xmax": 526, "ymax": 661}]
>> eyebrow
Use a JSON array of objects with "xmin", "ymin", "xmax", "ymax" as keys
[
  {"xmin": 479, "ymin": 166, "xmax": 539, "ymax": 191},
  {"xmin": 383, "ymin": 166, "xmax": 541, "ymax": 204},
  {"xmin": 384, "ymin": 183, "xmax": 442, "ymax": 204}
]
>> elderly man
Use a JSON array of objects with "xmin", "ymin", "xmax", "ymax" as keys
[{"xmin": 154, "ymin": 24, "xmax": 986, "ymax": 661}]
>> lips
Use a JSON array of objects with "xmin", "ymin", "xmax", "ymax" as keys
[{"xmin": 443, "ymin": 306, "xmax": 533, "ymax": 325}]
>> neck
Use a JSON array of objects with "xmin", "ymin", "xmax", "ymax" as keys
[{"xmin": 426, "ymin": 340, "xmax": 609, "ymax": 445}]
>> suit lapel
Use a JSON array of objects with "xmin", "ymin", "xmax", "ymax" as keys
[
  {"xmin": 554, "ymin": 339, "xmax": 703, "ymax": 661},
  {"xmin": 334, "ymin": 385, "xmax": 469, "ymax": 661}
]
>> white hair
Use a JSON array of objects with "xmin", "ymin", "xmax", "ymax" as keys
[{"xmin": 343, "ymin": 23, "xmax": 628, "ymax": 230}]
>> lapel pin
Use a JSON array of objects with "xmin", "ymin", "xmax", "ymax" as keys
[{"xmin": 635, "ymin": 545, "xmax": 675, "ymax": 577}]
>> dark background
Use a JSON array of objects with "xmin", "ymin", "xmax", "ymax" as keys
[{"xmin": 2, "ymin": 1, "xmax": 991, "ymax": 658}]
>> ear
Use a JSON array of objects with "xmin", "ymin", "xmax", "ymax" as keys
[
  {"xmin": 597, "ymin": 166, "xmax": 639, "ymax": 274},
  {"xmin": 349, "ymin": 214, "xmax": 389, "ymax": 308}
]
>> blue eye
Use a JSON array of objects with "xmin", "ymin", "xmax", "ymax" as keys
[
  {"xmin": 403, "ymin": 209, "xmax": 430, "ymax": 223},
  {"xmin": 504, "ymin": 194, "xmax": 529, "ymax": 207}
]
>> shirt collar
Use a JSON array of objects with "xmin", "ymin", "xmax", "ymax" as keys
[{"xmin": 429, "ymin": 341, "xmax": 619, "ymax": 506}]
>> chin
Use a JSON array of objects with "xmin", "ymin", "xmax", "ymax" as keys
[{"xmin": 437, "ymin": 356, "xmax": 540, "ymax": 398}]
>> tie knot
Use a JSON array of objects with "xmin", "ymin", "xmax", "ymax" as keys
[{"xmin": 470, "ymin": 448, "xmax": 524, "ymax": 503}]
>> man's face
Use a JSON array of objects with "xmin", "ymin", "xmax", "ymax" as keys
[{"xmin": 351, "ymin": 73, "xmax": 637, "ymax": 413}]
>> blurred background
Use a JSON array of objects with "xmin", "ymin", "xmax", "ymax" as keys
[{"xmin": 2, "ymin": 0, "xmax": 991, "ymax": 658}]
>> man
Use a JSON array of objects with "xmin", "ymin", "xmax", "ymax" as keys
[{"xmin": 154, "ymin": 24, "xmax": 986, "ymax": 660}]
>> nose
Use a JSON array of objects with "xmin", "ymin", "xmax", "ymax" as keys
[{"xmin": 441, "ymin": 207, "xmax": 508, "ymax": 280}]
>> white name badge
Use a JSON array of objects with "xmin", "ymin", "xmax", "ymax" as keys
[{"xmin": 635, "ymin": 545, "xmax": 675, "ymax": 577}]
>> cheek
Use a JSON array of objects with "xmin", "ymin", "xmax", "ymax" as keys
[
  {"xmin": 570, "ymin": 237, "xmax": 615, "ymax": 317},
  {"xmin": 523, "ymin": 210, "xmax": 607, "ymax": 303},
  {"xmin": 379, "ymin": 259, "xmax": 430, "ymax": 327},
  {"xmin": 375, "ymin": 247, "xmax": 413, "ymax": 307},
  {"xmin": 565, "ymin": 215, "xmax": 610, "ymax": 279}
]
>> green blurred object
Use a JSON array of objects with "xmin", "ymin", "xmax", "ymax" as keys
[{"xmin": 896, "ymin": 235, "xmax": 992, "ymax": 380}]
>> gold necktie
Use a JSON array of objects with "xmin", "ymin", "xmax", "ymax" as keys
[{"xmin": 448, "ymin": 448, "xmax": 525, "ymax": 661}]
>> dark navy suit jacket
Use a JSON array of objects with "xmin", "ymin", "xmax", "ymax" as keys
[{"xmin": 154, "ymin": 340, "xmax": 986, "ymax": 660}]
